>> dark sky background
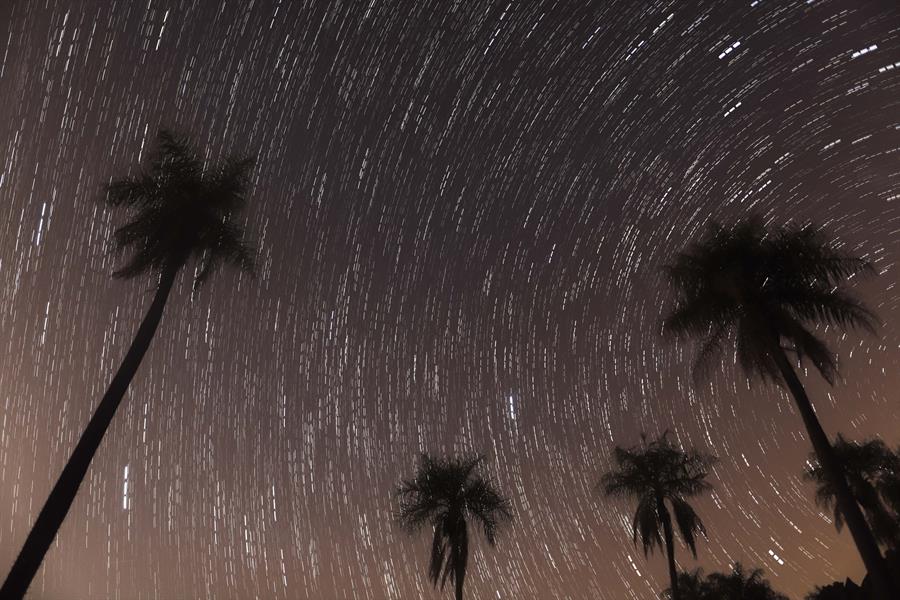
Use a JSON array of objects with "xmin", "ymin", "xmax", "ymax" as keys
[{"xmin": 1, "ymin": 0, "xmax": 899, "ymax": 598}]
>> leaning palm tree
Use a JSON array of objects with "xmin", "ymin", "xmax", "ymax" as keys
[
  {"xmin": 805, "ymin": 435, "xmax": 900, "ymax": 548},
  {"xmin": 1, "ymin": 130, "xmax": 256, "ymax": 598},
  {"xmin": 663, "ymin": 217, "xmax": 896, "ymax": 599},
  {"xmin": 396, "ymin": 453, "xmax": 512, "ymax": 600},
  {"xmin": 602, "ymin": 432, "xmax": 716, "ymax": 600}
]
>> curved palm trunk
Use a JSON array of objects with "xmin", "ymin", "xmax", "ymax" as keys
[
  {"xmin": 657, "ymin": 496, "xmax": 679, "ymax": 600},
  {"xmin": 771, "ymin": 346, "xmax": 897, "ymax": 600},
  {"xmin": 1, "ymin": 267, "xmax": 178, "ymax": 599}
]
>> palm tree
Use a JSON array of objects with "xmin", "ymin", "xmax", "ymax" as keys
[
  {"xmin": 805, "ymin": 435, "xmax": 900, "ymax": 548},
  {"xmin": 663, "ymin": 217, "xmax": 897, "ymax": 599},
  {"xmin": 1, "ymin": 130, "xmax": 256, "ymax": 598},
  {"xmin": 396, "ymin": 453, "xmax": 512, "ymax": 600},
  {"xmin": 601, "ymin": 432, "xmax": 716, "ymax": 600}
]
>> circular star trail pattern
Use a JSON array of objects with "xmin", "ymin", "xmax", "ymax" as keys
[{"xmin": 1, "ymin": 1, "xmax": 899, "ymax": 598}]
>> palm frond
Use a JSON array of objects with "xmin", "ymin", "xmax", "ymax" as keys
[
  {"xmin": 632, "ymin": 495, "xmax": 663, "ymax": 556},
  {"xmin": 669, "ymin": 497, "xmax": 705, "ymax": 557}
]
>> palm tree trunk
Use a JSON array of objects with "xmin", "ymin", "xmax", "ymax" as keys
[
  {"xmin": 657, "ymin": 496, "xmax": 679, "ymax": 600},
  {"xmin": 771, "ymin": 345, "xmax": 897, "ymax": 600},
  {"xmin": 1, "ymin": 267, "xmax": 178, "ymax": 599}
]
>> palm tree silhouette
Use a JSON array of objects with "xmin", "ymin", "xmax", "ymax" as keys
[
  {"xmin": 601, "ymin": 432, "xmax": 716, "ymax": 600},
  {"xmin": 805, "ymin": 435, "xmax": 900, "ymax": 548},
  {"xmin": 1, "ymin": 130, "xmax": 256, "ymax": 598},
  {"xmin": 663, "ymin": 217, "xmax": 896, "ymax": 599},
  {"xmin": 396, "ymin": 453, "xmax": 512, "ymax": 600}
]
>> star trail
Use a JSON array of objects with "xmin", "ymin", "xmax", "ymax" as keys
[{"xmin": 1, "ymin": 1, "xmax": 899, "ymax": 598}]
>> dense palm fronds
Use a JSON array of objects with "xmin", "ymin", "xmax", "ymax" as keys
[
  {"xmin": 106, "ymin": 129, "xmax": 256, "ymax": 286},
  {"xmin": 664, "ymin": 217, "xmax": 875, "ymax": 384},
  {"xmin": 805, "ymin": 435, "xmax": 900, "ymax": 547},
  {"xmin": 662, "ymin": 563, "xmax": 788, "ymax": 600},
  {"xmin": 602, "ymin": 432, "xmax": 715, "ymax": 557},
  {"xmin": 396, "ymin": 454, "xmax": 511, "ymax": 600},
  {"xmin": 602, "ymin": 432, "xmax": 716, "ymax": 599}
]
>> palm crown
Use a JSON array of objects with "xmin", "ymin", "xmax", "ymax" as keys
[
  {"xmin": 663, "ymin": 217, "xmax": 876, "ymax": 384},
  {"xmin": 105, "ymin": 130, "xmax": 256, "ymax": 286},
  {"xmin": 602, "ymin": 433, "xmax": 715, "ymax": 558},
  {"xmin": 396, "ymin": 454, "xmax": 511, "ymax": 596}
]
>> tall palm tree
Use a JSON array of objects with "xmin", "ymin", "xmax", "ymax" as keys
[
  {"xmin": 805, "ymin": 435, "xmax": 900, "ymax": 548},
  {"xmin": 601, "ymin": 432, "xmax": 716, "ymax": 600},
  {"xmin": 1, "ymin": 130, "xmax": 256, "ymax": 598},
  {"xmin": 396, "ymin": 453, "xmax": 512, "ymax": 600},
  {"xmin": 663, "ymin": 217, "xmax": 896, "ymax": 599}
]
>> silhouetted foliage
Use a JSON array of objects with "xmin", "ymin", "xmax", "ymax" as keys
[
  {"xmin": 804, "ymin": 580, "xmax": 864, "ymax": 600},
  {"xmin": 661, "ymin": 563, "xmax": 789, "ymax": 600},
  {"xmin": 1, "ymin": 130, "xmax": 257, "ymax": 599},
  {"xmin": 663, "ymin": 217, "xmax": 895, "ymax": 599},
  {"xmin": 396, "ymin": 454, "xmax": 512, "ymax": 600},
  {"xmin": 805, "ymin": 435, "xmax": 900, "ymax": 548},
  {"xmin": 663, "ymin": 217, "xmax": 875, "ymax": 385},
  {"xmin": 601, "ymin": 432, "xmax": 716, "ymax": 600},
  {"xmin": 106, "ymin": 129, "xmax": 256, "ymax": 286}
]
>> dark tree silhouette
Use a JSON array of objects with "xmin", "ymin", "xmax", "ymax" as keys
[
  {"xmin": 660, "ymin": 568, "xmax": 708, "ymax": 600},
  {"xmin": 396, "ymin": 454, "xmax": 511, "ymax": 600},
  {"xmin": 601, "ymin": 432, "xmax": 716, "ymax": 600},
  {"xmin": 663, "ymin": 217, "xmax": 896, "ymax": 599},
  {"xmin": 704, "ymin": 563, "xmax": 790, "ymax": 600},
  {"xmin": 805, "ymin": 580, "xmax": 864, "ymax": 600},
  {"xmin": 662, "ymin": 563, "xmax": 788, "ymax": 600},
  {"xmin": 805, "ymin": 435, "xmax": 900, "ymax": 548},
  {"xmin": 1, "ymin": 130, "xmax": 256, "ymax": 598}
]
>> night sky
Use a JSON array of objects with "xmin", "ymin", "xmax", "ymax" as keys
[{"xmin": 1, "ymin": 1, "xmax": 899, "ymax": 598}]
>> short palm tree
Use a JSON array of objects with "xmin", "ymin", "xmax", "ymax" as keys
[
  {"xmin": 1, "ymin": 130, "xmax": 256, "ymax": 598},
  {"xmin": 805, "ymin": 435, "xmax": 900, "ymax": 548},
  {"xmin": 601, "ymin": 432, "xmax": 716, "ymax": 600},
  {"xmin": 396, "ymin": 454, "xmax": 512, "ymax": 600}
]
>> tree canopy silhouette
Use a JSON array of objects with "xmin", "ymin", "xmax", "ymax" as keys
[
  {"xmin": 1, "ymin": 130, "xmax": 257, "ymax": 599},
  {"xmin": 396, "ymin": 453, "xmax": 511, "ymax": 600},
  {"xmin": 805, "ymin": 435, "xmax": 900, "ymax": 548},
  {"xmin": 663, "ymin": 217, "xmax": 895, "ymax": 599},
  {"xmin": 601, "ymin": 432, "xmax": 716, "ymax": 600},
  {"xmin": 661, "ymin": 563, "xmax": 788, "ymax": 600}
]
